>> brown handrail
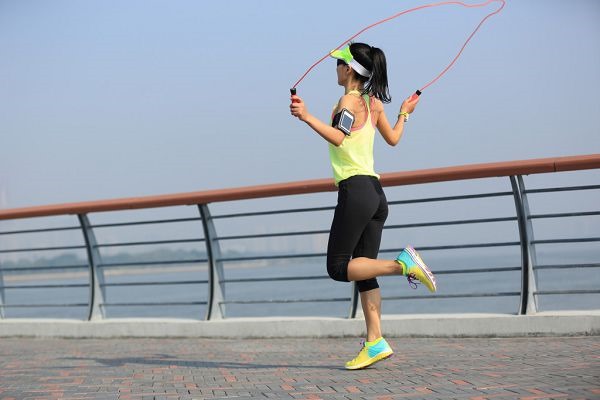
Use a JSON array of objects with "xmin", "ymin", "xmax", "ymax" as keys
[{"xmin": 1, "ymin": 154, "xmax": 599, "ymax": 221}]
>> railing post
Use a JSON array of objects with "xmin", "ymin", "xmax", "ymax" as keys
[
  {"xmin": 199, "ymin": 204, "xmax": 226, "ymax": 320},
  {"xmin": 78, "ymin": 214, "xmax": 106, "ymax": 320},
  {"xmin": 0, "ymin": 260, "xmax": 5, "ymax": 319},
  {"xmin": 510, "ymin": 176, "xmax": 539, "ymax": 315},
  {"xmin": 518, "ymin": 175, "xmax": 539, "ymax": 314}
]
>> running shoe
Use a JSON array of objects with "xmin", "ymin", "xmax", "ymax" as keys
[
  {"xmin": 345, "ymin": 337, "xmax": 393, "ymax": 370},
  {"xmin": 396, "ymin": 246, "xmax": 437, "ymax": 292}
]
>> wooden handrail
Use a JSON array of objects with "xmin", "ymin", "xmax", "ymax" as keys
[{"xmin": 1, "ymin": 154, "xmax": 599, "ymax": 221}]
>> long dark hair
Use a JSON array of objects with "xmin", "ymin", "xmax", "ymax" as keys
[{"xmin": 349, "ymin": 42, "xmax": 391, "ymax": 103}]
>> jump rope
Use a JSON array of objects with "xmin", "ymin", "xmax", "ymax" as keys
[{"xmin": 290, "ymin": 0, "xmax": 506, "ymax": 102}]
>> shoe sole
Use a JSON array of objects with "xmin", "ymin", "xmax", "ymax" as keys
[
  {"xmin": 345, "ymin": 350, "xmax": 394, "ymax": 370},
  {"xmin": 406, "ymin": 246, "xmax": 437, "ymax": 292}
]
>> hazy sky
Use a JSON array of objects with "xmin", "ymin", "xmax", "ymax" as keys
[{"xmin": 1, "ymin": 0, "xmax": 599, "ymax": 210}]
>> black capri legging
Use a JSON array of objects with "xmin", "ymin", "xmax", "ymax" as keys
[{"xmin": 326, "ymin": 175, "xmax": 389, "ymax": 292}]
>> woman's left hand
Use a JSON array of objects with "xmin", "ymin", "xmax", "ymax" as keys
[{"xmin": 400, "ymin": 93, "xmax": 420, "ymax": 115}]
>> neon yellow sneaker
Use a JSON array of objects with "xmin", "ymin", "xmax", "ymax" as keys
[
  {"xmin": 396, "ymin": 246, "xmax": 437, "ymax": 292},
  {"xmin": 345, "ymin": 337, "xmax": 393, "ymax": 370}
]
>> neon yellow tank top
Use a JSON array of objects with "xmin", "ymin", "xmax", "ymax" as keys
[{"xmin": 329, "ymin": 92, "xmax": 380, "ymax": 185}]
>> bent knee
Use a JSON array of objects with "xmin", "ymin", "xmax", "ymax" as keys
[{"xmin": 327, "ymin": 257, "xmax": 350, "ymax": 282}]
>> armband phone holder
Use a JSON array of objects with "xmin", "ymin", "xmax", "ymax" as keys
[{"xmin": 332, "ymin": 108, "xmax": 354, "ymax": 136}]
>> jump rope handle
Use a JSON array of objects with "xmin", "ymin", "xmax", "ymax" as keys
[
  {"xmin": 409, "ymin": 89, "xmax": 422, "ymax": 102},
  {"xmin": 290, "ymin": 88, "xmax": 300, "ymax": 103}
]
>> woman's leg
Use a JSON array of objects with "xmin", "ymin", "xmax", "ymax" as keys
[
  {"xmin": 350, "ymin": 183, "xmax": 389, "ymax": 342},
  {"xmin": 348, "ymin": 178, "xmax": 399, "ymax": 284},
  {"xmin": 360, "ymin": 288, "xmax": 382, "ymax": 342},
  {"xmin": 334, "ymin": 177, "xmax": 397, "ymax": 369},
  {"xmin": 327, "ymin": 177, "xmax": 381, "ymax": 284},
  {"xmin": 349, "ymin": 249, "xmax": 437, "ymax": 293},
  {"xmin": 348, "ymin": 257, "xmax": 402, "ymax": 281}
]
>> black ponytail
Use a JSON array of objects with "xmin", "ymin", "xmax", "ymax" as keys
[{"xmin": 349, "ymin": 42, "xmax": 391, "ymax": 103}]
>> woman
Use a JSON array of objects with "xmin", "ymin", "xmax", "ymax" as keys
[{"xmin": 290, "ymin": 42, "xmax": 437, "ymax": 370}]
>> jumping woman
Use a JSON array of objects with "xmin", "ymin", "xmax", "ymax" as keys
[{"xmin": 290, "ymin": 42, "xmax": 437, "ymax": 370}]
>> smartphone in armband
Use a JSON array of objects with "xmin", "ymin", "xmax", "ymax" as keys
[{"xmin": 332, "ymin": 108, "xmax": 354, "ymax": 136}]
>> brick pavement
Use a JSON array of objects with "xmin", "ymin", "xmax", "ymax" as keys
[{"xmin": 0, "ymin": 336, "xmax": 598, "ymax": 400}]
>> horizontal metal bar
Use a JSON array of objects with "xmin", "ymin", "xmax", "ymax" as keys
[
  {"xmin": 221, "ymin": 297, "xmax": 351, "ymax": 305},
  {"xmin": 216, "ymin": 217, "xmax": 519, "ymax": 242},
  {"xmin": 98, "ymin": 259, "xmax": 208, "ymax": 268},
  {"xmin": 532, "ymin": 237, "xmax": 600, "ymax": 245},
  {"xmin": 535, "ymin": 290, "xmax": 600, "ymax": 295},
  {"xmin": 383, "ymin": 292, "xmax": 520, "ymax": 301},
  {"xmin": 0, "ymin": 283, "xmax": 88, "ymax": 290},
  {"xmin": 96, "ymin": 238, "xmax": 205, "ymax": 248},
  {"xmin": 0, "ymin": 303, "xmax": 87, "ymax": 308},
  {"xmin": 387, "ymin": 191, "xmax": 513, "ymax": 206},
  {"xmin": 380, "ymin": 242, "xmax": 520, "ymax": 254},
  {"xmin": 100, "ymin": 280, "xmax": 208, "ymax": 287},
  {"xmin": 100, "ymin": 301, "xmax": 207, "ymax": 307},
  {"xmin": 222, "ymin": 268, "xmax": 520, "ymax": 285},
  {"xmin": 529, "ymin": 211, "xmax": 600, "ymax": 220},
  {"xmin": 524, "ymin": 184, "xmax": 600, "ymax": 194},
  {"xmin": 219, "ymin": 252, "xmax": 326, "ymax": 263},
  {"xmin": 0, "ymin": 245, "xmax": 86, "ymax": 254},
  {"xmin": 416, "ymin": 242, "xmax": 520, "ymax": 251},
  {"xmin": 212, "ymin": 205, "xmax": 335, "ymax": 220},
  {"xmin": 0, "ymin": 264, "xmax": 88, "ymax": 273},
  {"xmin": 223, "ymin": 275, "xmax": 329, "ymax": 284},
  {"xmin": 535, "ymin": 263, "xmax": 600, "ymax": 270},
  {"xmin": 385, "ymin": 216, "xmax": 516, "ymax": 230},
  {"xmin": 220, "ymin": 242, "xmax": 521, "ymax": 263},
  {"xmin": 90, "ymin": 217, "xmax": 202, "ymax": 228},
  {"xmin": 0, "ymin": 226, "xmax": 80, "ymax": 236},
  {"xmin": 216, "ymin": 229, "xmax": 329, "ymax": 242},
  {"xmin": 434, "ymin": 266, "xmax": 521, "ymax": 275}
]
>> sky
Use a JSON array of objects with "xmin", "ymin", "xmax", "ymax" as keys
[{"xmin": 1, "ymin": 0, "xmax": 599, "ymax": 210}]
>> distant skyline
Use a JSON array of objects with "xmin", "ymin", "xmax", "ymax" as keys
[{"xmin": 1, "ymin": 0, "xmax": 599, "ymax": 210}]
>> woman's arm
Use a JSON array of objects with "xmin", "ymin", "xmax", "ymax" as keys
[
  {"xmin": 290, "ymin": 94, "xmax": 348, "ymax": 147},
  {"xmin": 375, "ymin": 95, "xmax": 420, "ymax": 146}
]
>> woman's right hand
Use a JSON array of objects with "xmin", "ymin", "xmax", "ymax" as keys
[{"xmin": 290, "ymin": 95, "xmax": 308, "ymax": 122}]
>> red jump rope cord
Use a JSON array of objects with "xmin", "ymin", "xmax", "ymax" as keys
[{"xmin": 291, "ymin": 0, "xmax": 506, "ymax": 93}]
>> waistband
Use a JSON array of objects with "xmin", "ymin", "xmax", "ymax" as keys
[{"xmin": 338, "ymin": 174, "xmax": 380, "ymax": 187}]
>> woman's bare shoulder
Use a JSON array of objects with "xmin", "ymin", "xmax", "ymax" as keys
[{"xmin": 370, "ymin": 97, "xmax": 384, "ymax": 112}]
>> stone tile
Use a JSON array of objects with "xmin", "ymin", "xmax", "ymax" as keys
[{"xmin": 0, "ymin": 337, "xmax": 598, "ymax": 399}]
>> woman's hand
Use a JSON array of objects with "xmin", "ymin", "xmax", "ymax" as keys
[
  {"xmin": 290, "ymin": 95, "xmax": 309, "ymax": 122},
  {"xmin": 289, "ymin": 94, "xmax": 345, "ymax": 146},
  {"xmin": 400, "ymin": 93, "xmax": 420, "ymax": 114}
]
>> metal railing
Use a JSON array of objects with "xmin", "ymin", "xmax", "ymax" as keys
[{"xmin": 0, "ymin": 154, "xmax": 599, "ymax": 320}]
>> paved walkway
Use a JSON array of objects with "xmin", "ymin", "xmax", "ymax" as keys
[{"xmin": 0, "ymin": 336, "xmax": 598, "ymax": 400}]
